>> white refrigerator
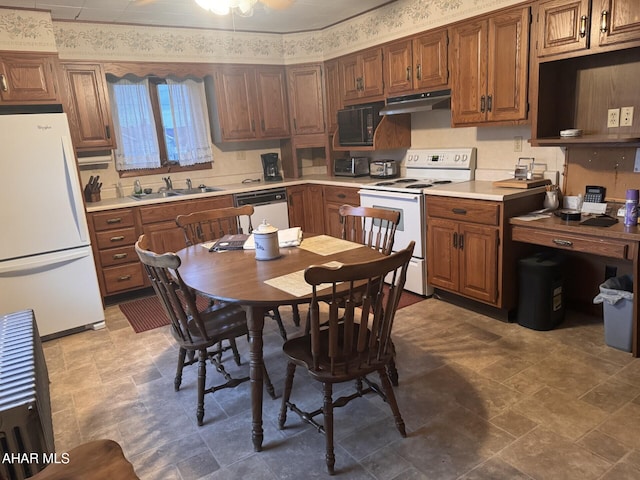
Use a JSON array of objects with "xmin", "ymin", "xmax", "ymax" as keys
[{"xmin": 0, "ymin": 113, "xmax": 104, "ymax": 338}]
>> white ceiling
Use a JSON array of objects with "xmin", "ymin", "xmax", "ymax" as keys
[{"xmin": 0, "ymin": 0, "xmax": 397, "ymax": 34}]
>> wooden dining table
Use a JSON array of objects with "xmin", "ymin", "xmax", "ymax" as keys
[{"xmin": 176, "ymin": 235, "xmax": 384, "ymax": 451}]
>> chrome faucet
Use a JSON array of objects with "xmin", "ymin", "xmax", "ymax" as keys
[
  {"xmin": 162, "ymin": 176, "xmax": 173, "ymax": 191},
  {"xmin": 186, "ymin": 178, "xmax": 192, "ymax": 190}
]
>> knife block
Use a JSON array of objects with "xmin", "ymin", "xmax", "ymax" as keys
[{"xmin": 85, "ymin": 191, "xmax": 101, "ymax": 203}]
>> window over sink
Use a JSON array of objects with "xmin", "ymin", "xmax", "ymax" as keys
[{"xmin": 107, "ymin": 74, "xmax": 213, "ymax": 177}]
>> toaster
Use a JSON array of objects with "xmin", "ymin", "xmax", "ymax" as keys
[
  {"xmin": 369, "ymin": 160, "xmax": 399, "ymax": 179},
  {"xmin": 333, "ymin": 157, "xmax": 370, "ymax": 177}
]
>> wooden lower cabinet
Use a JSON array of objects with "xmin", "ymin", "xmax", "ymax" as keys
[
  {"xmin": 88, "ymin": 195, "xmax": 234, "ymax": 299},
  {"xmin": 323, "ymin": 185, "xmax": 360, "ymax": 238},
  {"xmin": 139, "ymin": 196, "xmax": 234, "ymax": 255},
  {"xmin": 426, "ymin": 193, "xmax": 543, "ymax": 311},
  {"xmin": 287, "ymin": 184, "xmax": 325, "ymax": 235},
  {"xmin": 89, "ymin": 208, "xmax": 146, "ymax": 297}
]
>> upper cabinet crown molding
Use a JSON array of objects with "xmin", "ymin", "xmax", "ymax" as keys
[{"xmin": 0, "ymin": 52, "xmax": 60, "ymax": 104}]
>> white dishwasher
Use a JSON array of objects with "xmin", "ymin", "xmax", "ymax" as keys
[{"xmin": 233, "ymin": 188, "xmax": 290, "ymax": 232}]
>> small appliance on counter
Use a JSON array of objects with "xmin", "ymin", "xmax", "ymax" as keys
[
  {"xmin": 261, "ymin": 153, "xmax": 283, "ymax": 182},
  {"xmin": 369, "ymin": 159, "xmax": 399, "ymax": 179},
  {"xmin": 337, "ymin": 103, "xmax": 383, "ymax": 147},
  {"xmin": 334, "ymin": 157, "xmax": 370, "ymax": 177}
]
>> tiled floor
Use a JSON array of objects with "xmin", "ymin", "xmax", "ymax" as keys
[{"xmin": 44, "ymin": 297, "xmax": 640, "ymax": 479}]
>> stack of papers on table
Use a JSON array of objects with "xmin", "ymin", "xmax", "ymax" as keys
[{"xmin": 243, "ymin": 227, "xmax": 303, "ymax": 250}]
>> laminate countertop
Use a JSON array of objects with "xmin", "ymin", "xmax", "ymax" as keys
[{"xmin": 85, "ymin": 177, "xmax": 547, "ymax": 213}]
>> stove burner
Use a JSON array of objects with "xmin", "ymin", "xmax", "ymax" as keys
[
  {"xmin": 395, "ymin": 178, "xmax": 418, "ymax": 183},
  {"xmin": 410, "ymin": 183, "xmax": 433, "ymax": 188},
  {"xmin": 433, "ymin": 180, "xmax": 452, "ymax": 184},
  {"xmin": 375, "ymin": 181, "xmax": 396, "ymax": 186}
]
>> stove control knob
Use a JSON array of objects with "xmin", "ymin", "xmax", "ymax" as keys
[
  {"xmin": 461, "ymin": 154, "xmax": 468, "ymax": 163},
  {"xmin": 454, "ymin": 154, "xmax": 460, "ymax": 162}
]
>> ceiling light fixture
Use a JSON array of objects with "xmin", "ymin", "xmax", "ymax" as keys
[{"xmin": 195, "ymin": 0, "xmax": 258, "ymax": 17}]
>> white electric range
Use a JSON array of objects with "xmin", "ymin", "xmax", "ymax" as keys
[{"xmin": 359, "ymin": 148, "xmax": 477, "ymax": 296}]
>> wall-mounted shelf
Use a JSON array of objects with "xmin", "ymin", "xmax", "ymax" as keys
[
  {"xmin": 332, "ymin": 114, "xmax": 411, "ymax": 152},
  {"xmin": 531, "ymin": 134, "xmax": 640, "ymax": 147}
]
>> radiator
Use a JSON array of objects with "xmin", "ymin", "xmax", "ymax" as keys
[{"xmin": 0, "ymin": 310, "xmax": 54, "ymax": 480}]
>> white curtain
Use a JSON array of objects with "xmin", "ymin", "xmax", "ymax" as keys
[
  {"xmin": 108, "ymin": 78, "xmax": 161, "ymax": 170},
  {"xmin": 164, "ymin": 79, "xmax": 213, "ymax": 166}
]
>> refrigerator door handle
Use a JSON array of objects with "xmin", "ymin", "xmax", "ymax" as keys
[
  {"xmin": 61, "ymin": 136, "xmax": 90, "ymax": 244},
  {"xmin": 0, "ymin": 249, "xmax": 91, "ymax": 276}
]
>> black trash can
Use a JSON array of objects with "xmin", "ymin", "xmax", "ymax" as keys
[{"xmin": 517, "ymin": 252, "xmax": 565, "ymax": 330}]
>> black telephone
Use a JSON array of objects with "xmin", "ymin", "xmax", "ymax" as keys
[{"xmin": 584, "ymin": 185, "xmax": 606, "ymax": 203}]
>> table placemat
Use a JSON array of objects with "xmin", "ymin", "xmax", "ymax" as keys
[
  {"xmin": 264, "ymin": 261, "xmax": 342, "ymax": 297},
  {"xmin": 298, "ymin": 235, "xmax": 363, "ymax": 256}
]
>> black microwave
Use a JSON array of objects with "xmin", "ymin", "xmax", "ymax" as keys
[{"xmin": 337, "ymin": 103, "xmax": 383, "ymax": 146}]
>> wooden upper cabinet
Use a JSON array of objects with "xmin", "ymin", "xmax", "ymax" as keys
[
  {"xmin": 339, "ymin": 47, "xmax": 384, "ymax": 104},
  {"xmin": 451, "ymin": 6, "xmax": 530, "ymax": 126},
  {"xmin": 60, "ymin": 63, "xmax": 115, "ymax": 151},
  {"xmin": 324, "ymin": 59, "xmax": 341, "ymax": 135},
  {"xmin": 535, "ymin": 0, "xmax": 591, "ymax": 57},
  {"xmin": 212, "ymin": 64, "xmax": 289, "ymax": 142},
  {"xmin": 0, "ymin": 52, "xmax": 60, "ymax": 104},
  {"xmin": 536, "ymin": 0, "xmax": 640, "ymax": 58},
  {"xmin": 595, "ymin": 0, "xmax": 640, "ymax": 48},
  {"xmin": 286, "ymin": 63, "xmax": 325, "ymax": 135},
  {"xmin": 384, "ymin": 29, "xmax": 449, "ymax": 96},
  {"xmin": 254, "ymin": 66, "xmax": 290, "ymax": 138}
]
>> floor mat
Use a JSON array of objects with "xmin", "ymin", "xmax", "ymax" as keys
[{"xmin": 119, "ymin": 293, "xmax": 209, "ymax": 333}]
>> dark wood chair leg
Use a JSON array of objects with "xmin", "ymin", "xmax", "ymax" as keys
[
  {"xmin": 279, "ymin": 362, "xmax": 296, "ymax": 429},
  {"xmin": 323, "ymin": 382, "xmax": 335, "ymax": 475},
  {"xmin": 291, "ymin": 304, "xmax": 301, "ymax": 326},
  {"xmin": 378, "ymin": 368, "xmax": 406, "ymax": 437},
  {"xmin": 197, "ymin": 349, "xmax": 207, "ymax": 426},
  {"xmin": 263, "ymin": 364, "xmax": 277, "ymax": 400},
  {"xmin": 175, "ymin": 347, "xmax": 187, "ymax": 391},
  {"xmin": 229, "ymin": 338, "xmax": 241, "ymax": 366},
  {"xmin": 270, "ymin": 307, "xmax": 288, "ymax": 341}
]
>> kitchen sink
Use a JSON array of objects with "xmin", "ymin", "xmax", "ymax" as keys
[
  {"xmin": 173, "ymin": 186, "xmax": 224, "ymax": 195},
  {"xmin": 128, "ymin": 186, "xmax": 223, "ymax": 200},
  {"xmin": 129, "ymin": 191, "xmax": 182, "ymax": 200}
]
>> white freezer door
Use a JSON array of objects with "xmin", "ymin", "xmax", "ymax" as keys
[
  {"xmin": 0, "ymin": 113, "xmax": 90, "ymax": 261},
  {"xmin": 0, "ymin": 246, "xmax": 104, "ymax": 337}
]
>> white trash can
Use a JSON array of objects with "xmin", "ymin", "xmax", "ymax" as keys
[{"xmin": 593, "ymin": 275, "xmax": 634, "ymax": 352}]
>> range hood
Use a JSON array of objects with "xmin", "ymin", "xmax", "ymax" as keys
[{"xmin": 379, "ymin": 89, "xmax": 451, "ymax": 115}]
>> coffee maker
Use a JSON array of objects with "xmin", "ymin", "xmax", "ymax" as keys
[{"xmin": 261, "ymin": 153, "xmax": 283, "ymax": 181}]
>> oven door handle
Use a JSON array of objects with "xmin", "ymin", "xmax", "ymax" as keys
[{"xmin": 358, "ymin": 190, "xmax": 421, "ymax": 202}]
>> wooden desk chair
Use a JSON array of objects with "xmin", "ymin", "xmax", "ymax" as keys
[
  {"xmin": 278, "ymin": 241, "xmax": 415, "ymax": 475},
  {"xmin": 176, "ymin": 206, "xmax": 297, "ymax": 340},
  {"xmin": 135, "ymin": 234, "xmax": 275, "ymax": 426},
  {"xmin": 30, "ymin": 439, "xmax": 138, "ymax": 480}
]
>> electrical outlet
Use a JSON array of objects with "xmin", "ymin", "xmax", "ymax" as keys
[
  {"xmin": 514, "ymin": 136, "xmax": 522, "ymax": 152},
  {"xmin": 608, "ymin": 108, "xmax": 620, "ymax": 128},
  {"xmin": 621, "ymin": 106, "xmax": 634, "ymax": 127}
]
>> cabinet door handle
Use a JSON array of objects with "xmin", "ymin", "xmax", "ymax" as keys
[
  {"xmin": 480, "ymin": 95, "xmax": 486, "ymax": 113},
  {"xmin": 293, "ymin": 118, "xmax": 297, "ymax": 131},
  {"xmin": 458, "ymin": 233, "xmax": 464, "ymax": 250},
  {"xmin": 0, "ymin": 74, "xmax": 7, "ymax": 92},
  {"xmin": 600, "ymin": 10, "xmax": 609, "ymax": 33},
  {"xmin": 552, "ymin": 239, "xmax": 573, "ymax": 247},
  {"xmin": 251, "ymin": 120, "xmax": 255, "ymax": 132},
  {"xmin": 416, "ymin": 63, "xmax": 422, "ymax": 80},
  {"xmin": 406, "ymin": 66, "xmax": 411, "ymax": 82},
  {"xmin": 487, "ymin": 95, "xmax": 493, "ymax": 112},
  {"xmin": 453, "ymin": 232, "xmax": 458, "ymax": 248},
  {"xmin": 105, "ymin": 125, "xmax": 111, "ymax": 139},
  {"xmin": 337, "ymin": 193, "xmax": 346, "ymax": 199},
  {"xmin": 113, "ymin": 253, "xmax": 128, "ymax": 260},
  {"xmin": 261, "ymin": 119, "xmax": 265, "ymax": 132},
  {"xmin": 580, "ymin": 15, "xmax": 588, "ymax": 37},
  {"xmin": 452, "ymin": 208, "xmax": 467, "ymax": 215},
  {"xmin": 117, "ymin": 275, "xmax": 132, "ymax": 282},
  {"xmin": 106, "ymin": 217, "xmax": 122, "ymax": 224},
  {"xmin": 110, "ymin": 235, "xmax": 125, "ymax": 242}
]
